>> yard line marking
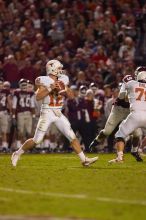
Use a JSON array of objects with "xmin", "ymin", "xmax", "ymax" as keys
[
  {"xmin": 0, "ymin": 216, "xmax": 86, "ymax": 220},
  {"xmin": 0, "ymin": 187, "xmax": 146, "ymax": 206},
  {"xmin": 0, "ymin": 187, "xmax": 86, "ymax": 199},
  {"xmin": 95, "ymin": 197, "xmax": 146, "ymax": 206}
]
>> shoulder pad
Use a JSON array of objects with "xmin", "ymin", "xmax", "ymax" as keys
[
  {"xmin": 123, "ymin": 75, "xmax": 134, "ymax": 83},
  {"xmin": 58, "ymin": 74, "xmax": 69, "ymax": 86},
  {"xmin": 35, "ymin": 76, "xmax": 54, "ymax": 87},
  {"xmin": 35, "ymin": 77, "xmax": 41, "ymax": 86}
]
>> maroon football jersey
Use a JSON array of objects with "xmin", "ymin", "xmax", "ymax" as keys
[
  {"xmin": 0, "ymin": 89, "xmax": 11, "ymax": 111},
  {"xmin": 84, "ymin": 98, "xmax": 94, "ymax": 121},
  {"xmin": 12, "ymin": 89, "xmax": 35, "ymax": 113}
]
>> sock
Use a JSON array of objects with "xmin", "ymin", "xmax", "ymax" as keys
[
  {"xmin": 78, "ymin": 151, "xmax": 86, "ymax": 162},
  {"xmin": 16, "ymin": 147, "xmax": 24, "ymax": 156},
  {"xmin": 131, "ymin": 146, "xmax": 138, "ymax": 153},
  {"xmin": 117, "ymin": 151, "xmax": 123, "ymax": 160}
]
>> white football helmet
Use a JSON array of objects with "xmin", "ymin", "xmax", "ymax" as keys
[
  {"xmin": 137, "ymin": 71, "xmax": 146, "ymax": 82},
  {"xmin": 134, "ymin": 66, "xmax": 146, "ymax": 78},
  {"xmin": 46, "ymin": 59, "xmax": 63, "ymax": 76}
]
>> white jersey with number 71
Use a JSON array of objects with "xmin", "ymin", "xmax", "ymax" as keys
[{"xmin": 123, "ymin": 75, "xmax": 146, "ymax": 111}]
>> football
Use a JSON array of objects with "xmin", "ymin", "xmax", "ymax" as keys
[
  {"xmin": 55, "ymin": 80, "xmax": 66, "ymax": 94},
  {"xmin": 57, "ymin": 80, "xmax": 65, "ymax": 91}
]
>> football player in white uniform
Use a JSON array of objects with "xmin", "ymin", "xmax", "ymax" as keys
[
  {"xmin": 11, "ymin": 59, "xmax": 98, "ymax": 167},
  {"xmin": 89, "ymin": 83, "xmax": 143, "ymax": 161},
  {"xmin": 109, "ymin": 68, "xmax": 146, "ymax": 163}
]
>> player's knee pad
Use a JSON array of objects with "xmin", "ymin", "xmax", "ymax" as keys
[{"xmin": 114, "ymin": 137, "xmax": 125, "ymax": 144}]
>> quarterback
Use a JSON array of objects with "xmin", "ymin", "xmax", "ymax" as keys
[{"xmin": 11, "ymin": 59, "xmax": 98, "ymax": 167}]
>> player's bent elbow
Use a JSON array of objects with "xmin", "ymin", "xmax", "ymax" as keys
[
  {"xmin": 35, "ymin": 94, "xmax": 42, "ymax": 101},
  {"xmin": 35, "ymin": 91, "xmax": 44, "ymax": 101}
]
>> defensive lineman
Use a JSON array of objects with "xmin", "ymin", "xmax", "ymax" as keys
[{"xmin": 11, "ymin": 59, "xmax": 98, "ymax": 167}]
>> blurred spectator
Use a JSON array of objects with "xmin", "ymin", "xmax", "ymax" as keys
[
  {"xmin": 118, "ymin": 36, "xmax": 135, "ymax": 59},
  {"xmin": 0, "ymin": 0, "xmax": 143, "ymax": 88},
  {"xmin": 19, "ymin": 58, "xmax": 36, "ymax": 82},
  {"xmin": 75, "ymin": 71, "xmax": 88, "ymax": 88},
  {"xmin": 3, "ymin": 55, "xmax": 19, "ymax": 88},
  {"xmin": 0, "ymin": 61, "xmax": 4, "ymax": 78},
  {"xmin": 48, "ymin": 21, "xmax": 64, "ymax": 43}
]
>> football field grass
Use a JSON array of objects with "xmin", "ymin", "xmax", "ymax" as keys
[{"xmin": 0, "ymin": 153, "xmax": 146, "ymax": 220}]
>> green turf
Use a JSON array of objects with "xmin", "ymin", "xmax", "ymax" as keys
[{"xmin": 0, "ymin": 153, "xmax": 146, "ymax": 220}]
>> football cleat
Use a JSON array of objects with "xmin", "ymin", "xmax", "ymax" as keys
[
  {"xmin": 131, "ymin": 151, "xmax": 143, "ymax": 162},
  {"xmin": 108, "ymin": 157, "xmax": 124, "ymax": 164},
  {"xmin": 82, "ymin": 156, "xmax": 98, "ymax": 166},
  {"xmin": 11, "ymin": 152, "xmax": 20, "ymax": 167}
]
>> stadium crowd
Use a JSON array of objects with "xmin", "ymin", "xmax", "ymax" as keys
[{"xmin": 0, "ymin": 0, "xmax": 146, "ymax": 153}]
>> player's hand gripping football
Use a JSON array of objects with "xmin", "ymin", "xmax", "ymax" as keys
[{"xmin": 53, "ymin": 80, "xmax": 66, "ymax": 94}]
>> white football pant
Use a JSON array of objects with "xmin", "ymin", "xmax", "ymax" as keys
[
  {"xmin": 33, "ymin": 109, "xmax": 76, "ymax": 144},
  {"xmin": 115, "ymin": 110, "xmax": 146, "ymax": 139}
]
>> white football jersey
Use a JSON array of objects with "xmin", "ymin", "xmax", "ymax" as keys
[
  {"xmin": 35, "ymin": 74, "xmax": 69, "ymax": 109},
  {"xmin": 122, "ymin": 75, "xmax": 146, "ymax": 111}
]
